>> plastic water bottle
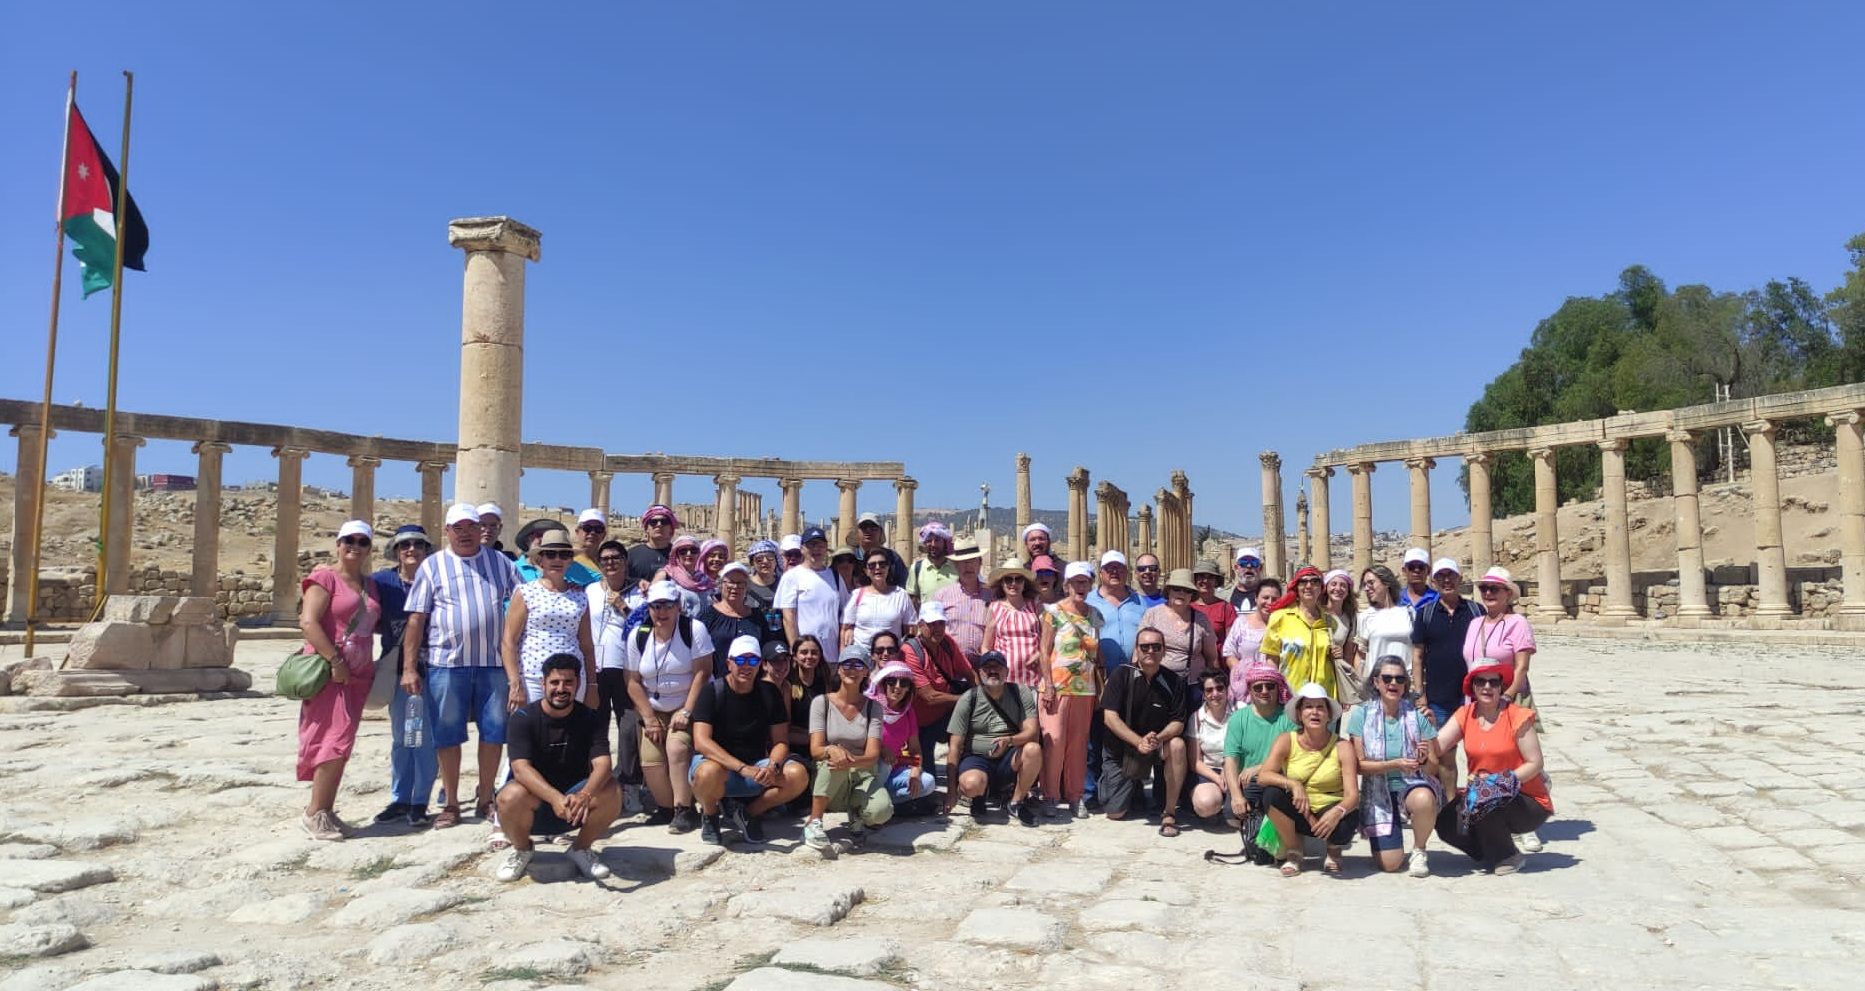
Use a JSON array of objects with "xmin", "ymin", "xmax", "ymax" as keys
[{"xmin": 402, "ymin": 695, "xmax": 425, "ymax": 749}]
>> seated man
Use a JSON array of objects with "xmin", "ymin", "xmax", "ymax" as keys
[
  {"xmin": 494, "ymin": 654, "xmax": 619, "ymax": 882},
  {"xmin": 942, "ymin": 651, "xmax": 1044, "ymax": 826},
  {"xmin": 1099, "ymin": 626, "xmax": 1190, "ymax": 834},
  {"xmin": 690, "ymin": 635, "xmax": 810, "ymax": 845}
]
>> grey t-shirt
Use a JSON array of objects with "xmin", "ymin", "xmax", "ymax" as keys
[
  {"xmin": 950, "ymin": 684, "xmax": 1037, "ymax": 758},
  {"xmin": 808, "ymin": 694, "xmax": 883, "ymax": 750}
]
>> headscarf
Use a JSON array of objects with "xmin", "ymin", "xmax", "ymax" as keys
[
  {"xmin": 864, "ymin": 661, "xmax": 918, "ymax": 726},
  {"xmin": 918, "ymin": 521, "xmax": 953, "ymax": 547},
  {"xmin": 665, "ymin": 535, "xmax": 714, "ymax": 594},
  {"xmin": 1240, "ymin": 662, "xmax": 1292, "ymax": 705},
  {"xmin": 1266, "ymin": 565, "xmax": 1322, "ymax": 615}
]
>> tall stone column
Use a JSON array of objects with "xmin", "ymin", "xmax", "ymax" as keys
[
  {"xmin": 1668, "ymin": 430, "xmax": 1710, "ymax": 620},
  {"xmin": 590, "ymin": 470, "xmax": 613, "ymax": 522},
  {"xmin": 1744, "ymin": 420, "xmax": 1791, "ymax": 619},
  {"xmin": 347, "ymin": 455, "xmax": 380, "ymax": 524},
  {"xmin": 835, "ymin": 479, "xmax": 861, "ymax": 547},
  {"xmin": 894, "ymin": 477, "xmax": 918, "ymax": 562},
  {"xmin": 1136, "ymin": 505, "xmax": 1154, "ymax": 560},
  {"xmin": 1295, "ymin": 492, "xmax": 1311, "ymax": 566},
  {"xmin": 1306, "ymin": 467, "xmax": 1334, "ymax": 570},
  {"xmin": 1173, "ymin": 471, "xmax": 1195, "ymax": 565},
  {"xmin": 651, "ymin": 471, "xmax": 675, "ymax": 509},
  {"xmin": 1466, "ymin": 451, "xmax": 1494, "ymax": 575},
  {"xmin": 191, "ymin": 441, "xmax": 232, "ymax": 598},
  {"xmin": 272, "ymin": 447, "xmax": 309, "ymax": 621},
  {"xmin": 1066, "ymin": 467, "xmax": 1091, "ymax": 561},
  {"xmin": 1529, "ymin": 447, "xmax": 1564, "ymax": 621},
  {"xmin": 449, "ymin": 216, "xmax": 540, "ymax": 514},
  {"xmin": 1348, "ymin": 462, "xmax": 1375, "ymax": 575},
  {"xmin": 1259, "ymin": 453, "xmax": 1285, "ymax": 578},
  {"xmin": 714, "ymin": 474, "xmax": 741, "ymax": 553},
  {"xmin": 7, "ymin": 424, "xmax": 53, "ymax": 623},
  {"xmin": 779, "ymin": 478, "xmax": 803, "ymax": 536},
  {"xmin": 417, "ymin": 461, "xmax": 448, "ymax": 539},
  {"xmin": 1405, "ymin": 456, "xmax": 1435, "ymax": 557},
  {"xmin": 1597, "ymin": 439, "xmax": 1636, "ymax": 621},
  {"xmin": 1095, "ymin": 482, "xmax": 1119, "ymax": 557},
  {"xmin": 1015, "ymin": 453, "xmax": 1032, "ymax": 532},
  {"xmin": 1829, "ymin": 411, "xmax": 1865, "ymax": 629},
  {"xmin": 103, "ymin": 433, "xmax": 145, "ymax": 596}
]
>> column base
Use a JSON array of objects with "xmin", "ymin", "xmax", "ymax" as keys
[
  {"xmin": 1590, "ymin": 614, "xmax": 1631, "ymax": 628},
  {"xmin": 1673, "ymin": 605, "xmax": 1712, "ymax": 618},
  {"xmin": 1831, "ymin": 612, "xmax": 1865, "ymax": 632}
]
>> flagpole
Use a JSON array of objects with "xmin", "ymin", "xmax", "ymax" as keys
[
  {"xmin": 24, "ymin": 72, "xmax": 77, "ymax": 656},
  {"xmin": 91, "ymin": 70, "xmax": 134, "ymax": 622}
]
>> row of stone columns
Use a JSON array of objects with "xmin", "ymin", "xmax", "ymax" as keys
[{"xmin": 1095, "ymin": 481, "xmax": 1131, "ymax": 560}]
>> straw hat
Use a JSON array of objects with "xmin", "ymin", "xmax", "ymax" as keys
[
  {"xmin": 991, "ymin": 558, "xmax": 1035, "ymax": 587},
  {"xmin": 1163, "ymin": 568, "xmax": 1199, "ymax": 594}
]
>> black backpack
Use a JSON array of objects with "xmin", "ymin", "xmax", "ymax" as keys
[{"xmin": 635, "ymin": 615, "xmax": 696, "ymax": 654}]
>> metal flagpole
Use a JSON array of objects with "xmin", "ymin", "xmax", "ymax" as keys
[
  {"xmin": 24, "ymin": 71, "xmax": 77, "ymax": 656},
  {"xmin": 91, "ymin": 70, "xmax": 134, "ymax": 621}
]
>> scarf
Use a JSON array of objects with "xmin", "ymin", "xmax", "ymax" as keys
[
  {"xmin": 865, "ymin": 661, "xmax": 918, "ymax": 727},
  {"xmin": 1355, "ymin": 697, "xmax": 1442, "ymax": 838},
  {"xmin": 665, "ymin": 536, "xmax": 716, "ymax": 595}
]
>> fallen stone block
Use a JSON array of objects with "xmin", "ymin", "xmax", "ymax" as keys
[
  {"xmin": 169, "ymin": 597, "xmax": 218, "ymax": 625},
  {"xmin": 728, "ymin": 880, "xmax": 864, "ymax": 926},
  {"xmin": 0, "ymin": 657, "xmax": 53, "ymax": 696},
  {"xmin": 5, "ymin": 859, "xmax": 116, "ymax": 893},
  {"xmin": 772, "ymin": 937, "xmax": 900, "ymax": 976},
  {"xmin": 63, "ymin": 621, "xmax": 157, "ymax": 671},
  {"xmin": 103, "ymin": 595, "xmax": 180, "ymax": 625},
  {"xmin": 0, "ymin": 921, "xmax": 88, "ymax": 958},
  {"xmin": 954, "ymin": 906, "xmax": 1064, "ymax": 950},
  {"xmin": 118, "ymin": 668, "xmax": 253, "ymax": 694}
]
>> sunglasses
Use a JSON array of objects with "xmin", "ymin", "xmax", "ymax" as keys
[
  {"xmin": 881, "ymin": 678, "xmax": 911, "ymax": 690},
  {"xmin": 644, "ymin": 517, "xmax": 674, "ymax": 526},
  {"xmin": 598, "ymin": 555, "xmax": 625, "ymax": 565},
  {"xmin": 648, "ymin": 600, "xmax": 678, "ymax": 610},
  {"xmin": 396, "ymin": 541, "xmax": 430, "ymax": 552},
  {"xmin": 1136, "ymin": 643, "xmax": 1165, "ymax": 653},
  {"xmin": 539, "ymin": 549, "xmax": 574, "ymax": 560},
  {"xmin": 1479, "ymin": 585, "xmax": 1505, "ymax": 594},
  {"xmin": 1194, "ymin": 575, "xmax": 1218, "ymax": 583},
  {"xmin": 1135, "ymin": 565, "xmax": 1160, "ymax": 574},
  {"xmin": 339, "ymin": 536, "xmax": 372, "ymax": 549},
  {"xmin": 1403, "ymin": 563, "xmax": 1428, "ymax": 571},
  {"xmin": 870, "ymin": 645, "xmax": 898, "ymax": 657},
  {"xmin": 1000, "ymin": 576, "xmax": 1025, "ymax": 584},
  {"xmin": 837, "ymin": 661, "xmax": 870, "ymax": 672},
  {"xmin": 1377, "ymin": 673, "xmax": 1410, "ymax": 685},
  {"xmin": 578, "ymin": 523, "xmax": 607, "ymax": 533},
  {"xmin": 1238, "ymin": 559, "xmax": 1262, "ymax": 568},
  {"xmin": 674, "ymin": 548, "xmax": 698, "ymax": 557},
  {"xmin": 1249, "ymin": 682, "xmax": 1276, "ymax": 694},
  {"xmin": 866, "ymin": 561, "xmax": 890, "ymax": 571},
  {"xmin": 783, "ymin": 551, "xmax": 804, "ymax": 560},
  {"xmin": 729, "ymin": 654, "xmax": 762, "ymax": 667},
  {"xmin": 1297, "ymin": 577, "xmax": 1322, "ymax": 586},
  {"xmin": 1470, "ymin": 676, "xmax": 1504, "ymax": 689}
]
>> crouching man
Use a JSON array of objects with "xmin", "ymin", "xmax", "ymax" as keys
[{"xmin": 495, "ymin": 654, "xmax": 619, "ymax": 881}]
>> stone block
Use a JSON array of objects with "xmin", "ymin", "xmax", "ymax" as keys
[
  {"xmin": 0, "ymin": 657, "xmax": 53, "ymax": 695},
  {"xmin": 771, "ymin": 937, "xmax": 900, "ymax": 977},
  {"xmin": 367, "ymin": 922, "xmax": 459, "ymax": 966},
  {"xmin": 171, "ymin": 597, "xmax": 217, "ymax": 624},
  {"xmin": 3, "ymin": 860, "xmax": 115, "ymax": 893},
  {"xmin": 64, "ymin": 621, "xmax": 157, "ymax": 671},
  {"xmin": 102, "ymin": 595, "xmax": 179, "ymax": 624},
  {"xmin": 184, "ymin": 624, "xmax": 235, "ymax": 668},
  {"xmin": 147, "ymin": 626, "xmax": 191, "ymax": 670},
  {"xmin": 1080, "ymin": 898, "xmax": 1177, "ymax": 933},
  {"xmin": 728, "ymin": 881, "xmax": 864, "ymax": 926},
  {"xmin": 954, "ymin": 906, "xmax": 1064, "ymax": 950},
  {"xmin": 119, "ymin": 668, "xmax": 253, "ymax": 694},
  {"xmin": 322, "ymin": 888, "xmax": 462, "ymax": 928},
  {"xmin": 0, "ymin": 922, "xmax": 87, "ymax": 959}
]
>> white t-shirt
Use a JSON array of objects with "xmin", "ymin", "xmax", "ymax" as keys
[
  {"xmin": 1193, "ymin": 705, "xmax": 1227, "ymax": 768},
  {"xmin": 1357, "ymin": 605, "xmax": 1416, "ymax": 675},
  {"xmin": 587, "ymin": 583, "xmax": 631, "ymax": 671},
  {"xmin": 625, "ymin": 619, "xmax": 716, "ymax": 712},
  {"xmin": 841, "ymin": 586, "xmax": 915, "ymax": 647},
  {"xmin": 777, "ymin": 566, "xmax": 842, "ymax": 650}
]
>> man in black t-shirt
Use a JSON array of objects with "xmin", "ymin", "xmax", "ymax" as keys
[
  {"xmin": 1098, "ymin": 626, "xmax": 1189, "ymax": 829},
  {"xmin": 494, "ymin": 656, "xmax": 618, "ymax": 882},
  {"xmin": 689, "ymin": 635, "xmax": 809, "ymax": 845},
  {"xmin": 626, "ymin": 504, "xmax": 680, "ymax": 588}
]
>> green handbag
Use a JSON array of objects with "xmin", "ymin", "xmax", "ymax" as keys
[{"xmin": 277, "ymin": 591, "xmax": 366, "ymax": 701}]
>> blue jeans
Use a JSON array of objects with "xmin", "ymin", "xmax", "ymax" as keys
[
  {"xmin": 883, "ymin": 764, "xmax": 936, "ymax": 802},
  {"xmin": 688, "ymin": 755, "xmax": 777, "ymax": 799},
  {"xmin": 388, "ymin": 683, "xmax": 438, "ymax": 808}
]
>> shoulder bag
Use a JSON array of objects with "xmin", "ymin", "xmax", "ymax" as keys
[{"xmin": 278, "ymin": 591, "xmax": 368, "ymax": 701}]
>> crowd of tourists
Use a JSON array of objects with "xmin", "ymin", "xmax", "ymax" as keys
[{"xmin": 292, "ymin": 502, "xmax": 1552, "ymax": 881}]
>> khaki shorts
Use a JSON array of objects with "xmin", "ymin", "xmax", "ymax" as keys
[{"xmin": 638, "ymin": 708, "xmax": 693, "ymax": 766}]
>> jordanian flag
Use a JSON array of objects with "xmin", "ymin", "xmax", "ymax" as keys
[{"xmin": 63, "ymin": 102, "xmax": 148, "ymax": 298}]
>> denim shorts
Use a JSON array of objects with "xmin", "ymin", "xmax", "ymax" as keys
[
  {"xmin": 428, "ymin": 666, "xmax": 510, "ymax": 748},
  {"xmin": 688, "ymin": 754, "xmax": 778, "ymax": 799},
  {"xmin": 1367, "ymin": 783, "xmax": 1437, "ymax": 852}
]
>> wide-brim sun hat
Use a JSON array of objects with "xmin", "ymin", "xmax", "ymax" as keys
[
  {"xmin": 1284, "ymin": 681, "xmax": 1342, "ymax": 724},
  {"xmin": 1463, "ymin": 658, "xmax": 1513, "ymax": 698},
  {"xmin": 1192, "ymin": 559, "xmax": 1224, "ymax": 579},
  {"xmin": 949, "ymin": 542, "xmax": 983, "ymax": 562},
  {"xmin": 1163, "ymin": 568, "xmax": 1199, "ymax": 594},
  {"xmin": 1475, "ymin": 566, "xmax": 1519, "ymax": 597},
  {"xmin": 991, "ymin": 558, "xmax": 1035, "ymax": 586}
]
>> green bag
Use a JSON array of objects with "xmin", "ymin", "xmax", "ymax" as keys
[
  {"xmin": 276, "ymin": 587, "xmax": 368, "ymax": 701},
  {"xmin": 1253, "ymin": 816, "xmax": 1284, "ymax": 859}
]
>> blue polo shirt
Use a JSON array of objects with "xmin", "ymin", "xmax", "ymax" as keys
[
  {"xmin": 1410, "ymin": 596, "xmax": 1482, "ymax": 711},
  {"xmin": 1399, "ymin": 587, "xmax": 1439, "ymax": 610},
  {"xmin": 1087, "ymin": 586, "xmax": 1148, "ymax": 673}
]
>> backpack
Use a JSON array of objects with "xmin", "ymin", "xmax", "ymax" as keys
[{"xmin": 634, "ymin": 615, "xmax": 696, "ymax": 655}]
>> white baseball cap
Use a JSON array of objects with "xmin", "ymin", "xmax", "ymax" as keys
[
  {"xmin": 577, "ymin": 508, "xmax": 606, "ymax": 526},
  {"xmin": 1064, "ymin": 561, "xmax": 1095, "ymax": 581},
  {"xmin": 918, "ymin": 601, "xmax": 947, "ymax": 624},
  {"xmin": 445, "ymin": 503, "xmax": 480, "ymax": 527},
  {"xmin": 1403, "ymin": 548, "xmax": 1430, "ymax": 567},
  {"xmin": 337, "ymin": 520, "xmax": 374, "ymax": 541},
  {"xmin": 1431, "ymin": 557, "xmax": 1462, "ymax": 577},
  {"xmin": 720, "ymin": 561, "xmax": 750, "ymax": 579},
  {"xmin": 476, "ymin": 503, "xmax": 503, "ymax": 519},
  {"xmin": 779, "ymin": 534, "xmax": 803, "ymax": 552},
  {"xmin": 647, "ymin": 580, "xmax": 681, "ymax": 604},
  {"xmin": 1099, "ymin": 550, "xmax": 1129, "ymax": 568},
  {"xmin": 728, "ymin": 635, "xmax": 763, "ymax": 660},
  {"xmin": 1235, "ymin": 546, "xmax": 1262, "ymax": 564}
]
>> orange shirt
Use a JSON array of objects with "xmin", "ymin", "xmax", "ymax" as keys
[{"xmin": 1454, "ymin": 703, "xmax": 1552, "ymax": 812}]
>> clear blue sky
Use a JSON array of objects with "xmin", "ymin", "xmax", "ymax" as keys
[{"xmin": 3, "ymin": 2, "xmax": 1861, "ymax": 538}]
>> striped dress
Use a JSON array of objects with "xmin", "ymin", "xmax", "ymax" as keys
[{"xmin": 989, "ymin": 599, "xmax": 1045, "ymax": 689}]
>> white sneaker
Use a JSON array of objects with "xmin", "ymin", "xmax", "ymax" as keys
[
  {"xmin": 301, "ymin": 811, "xmax": 344, "ymax": 842},
  {"xmin": 1407, "ymin": 849, "xmax": 1430, "ymax": 878},
  {"xmin": 567, "ymin": 847, "xmax": 611, "ymax": 879},
  {"xmin": 1517, "ymin": 831, "xmax": 1544, "ymax": 853},
  {"xmin": 803, "ymin": 818, "xmax": 830, "ymax": 850},
  {"xmin": 1493, "ymin": 853, "xmax": 1526, "ymax": 876},
  {"xmin": 496, "ymin": 848, "xmax": 533, "ymax": 882}
]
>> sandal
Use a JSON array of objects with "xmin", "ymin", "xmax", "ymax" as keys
[
  {"xmin": 1158, "ymin": 814, "xmax": 1180, "ymax": 838},
  {"xmin": 485, "ymin": 827, "xmax": 511, "ymax": 852},
  {"xmin": 1280, "ymin": 854, "xmax": 1302, "ymax": 878},
  {"xmin": 432, "ymin": 805, "xmax": 462, "ymax": 829},
  {"xmin": 474, "ymin": 797, "xmax": 493, "ymax": 821},
  {"xmin": 1323, "ymin": 850, "xmax": 1343, "ymax": 874}
]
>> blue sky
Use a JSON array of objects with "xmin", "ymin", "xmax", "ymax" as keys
[{"xmin": 3, "ymin": 2, "xmax": 1861, "ymax": 537}]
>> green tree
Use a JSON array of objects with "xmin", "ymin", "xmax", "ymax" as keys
[{"xmin": 1824, "ymin": 234, "xmax": 1865, "ymax": 384}]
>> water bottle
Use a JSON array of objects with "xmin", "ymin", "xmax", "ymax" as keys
[{"xmin": 402, "ymin": 694, "xmax": 426, "ymax": 749}]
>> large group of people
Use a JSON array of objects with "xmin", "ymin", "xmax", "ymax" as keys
[{"xmin": 290, "ymin": 505, "xmax": 1553, "ymax": 881}]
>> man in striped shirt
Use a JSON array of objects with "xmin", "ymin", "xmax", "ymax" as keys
[{"xmin": 402, "ymin": 503, "xmax": 523, "ymax": 829}]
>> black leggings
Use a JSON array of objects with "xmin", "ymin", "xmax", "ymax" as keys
[
  {"xmin": 596, "ymin": 669, "xmax": 643, "ymax": 785},
  {"xmin": 1435, "ymin": 794, "xmax": 1549, "ymax": 866},
  {"xmin": 1262, "ymin": 785, "xmax": 1360, "ymax": 847}
]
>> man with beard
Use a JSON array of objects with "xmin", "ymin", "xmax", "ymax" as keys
[
  {"xmin": 493, "ymin": 655, "xmax": 618, "ymax": 882},
  {"xmin": 943, "ymin": 651, "xmax": 1043, "ymax": 826},
  {"xmin": 1226, "ymin": 546, "xmax": 1263, "ymax": 612}
]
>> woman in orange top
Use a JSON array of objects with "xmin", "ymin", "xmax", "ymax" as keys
[{"xmin": 1432, "ymin": 658, "xmax": 1552, "ymax": 875}]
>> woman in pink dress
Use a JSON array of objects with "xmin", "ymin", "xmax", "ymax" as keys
[
  {"xmin": 298, "ymin": 520, "xmax": 382, "ymax": 841},
  {"xmin": 981, "ymin": 559, "xmax": 1044, "ymax": 690}
]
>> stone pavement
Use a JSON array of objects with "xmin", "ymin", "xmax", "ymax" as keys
[{"xmin": 0, "ymin": 636, "xmax": 1860, "ymax": 991}]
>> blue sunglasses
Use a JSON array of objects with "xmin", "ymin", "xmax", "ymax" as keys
[{"xmin": 728, "ymin": 654, "xmax": 762, "ymax": 667}]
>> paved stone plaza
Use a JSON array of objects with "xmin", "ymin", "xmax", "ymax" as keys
[{"xmin": 0, "ymin": 635, "xmax": 1860, "ymax": 991}]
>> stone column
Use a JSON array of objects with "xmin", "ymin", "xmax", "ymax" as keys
[
  {"xmin": 1744, "ymin": 420, "xmax": 1792, "ymax": 619},
  {"xmin": 191, "ymin": 441, "xmax": 232, "ymax": 598},
  {"xmin": 1405, "ymin": 456, "xmax": 1435, "ymax": 557},
  {"xmin": 1466, "ymin": 451, "xmax": 1494, "ymax": 575},
  {"xmin": 1173, "ymin": 471, "xmax": 1195, "ymax": 565},
  {"xmin": 6, "ymin": 424, "xmax": 53, "ymax": 623},
  {"xmin": 1829, "ymin": 411, "xmax": 1865, "ymax": 629},
  {"xmin": 449, "ymin": 216, "xmax": 540, "ymax": 514},
  {"xmin": 714, "ymin": 474, "xmax": 740, "ymax": 553},
  {"xmin": 272, "ymin": 447, "xmax": 309, "ymax": 621},
  {"xmin": 1295, "ymin": 492, "xmax": 1311, "ymax": 566},
  {"xmin": 347, "ymin": 455, "xmax": 381, "ymax": 524},
  {"xmin": 1259, "ymin": 453, "xmax": 1284, "ymax": 578},
  {"xmin": 590, "ymin": 470, "xmax": 613, "ymax": 522},
  {"xmin": 1348, "ymin": 462, "xmax": 1375, "ymax": 575},
  {"xmin": 835, "ymin": 479, "xmax": 861, "ymax": 547},
  {"xmin": 1066, "ymin": 467, "xmax": 1091, "ymax": 561},
  {"xmin": 1136, "ymin": 504, "xmax": 1154, "ymax": 560},
  {"xmin": 779, "ymin": 478, "xmax": 803, "ymax": 536},
  {"xmin": 417, "ymin": 461, "xmax": 448, "ymax": 539},
  {"xmin": 103, "ymin": 433, "xmax": 145, "ymax": 596},
  {"xmin": 1668, "ymin": 430, "xmax": 1710, "ymax": 620},
  {"xmin": 1597, "ymin": 439, "xmax": 1636, "ymax": 621},
  {"xmin": 1014, "ymin": 453, "xmax": 1032, "ymax": 532},
  {"xmin": 1156, "ymin": 489, "xmax": 1178, "ymax": 569},
  {"xmin": 1306, "ymin": 467, "xmax": 1334, "ymax": 570},
  {"xmin": 894, "ymin": 477, "xmax": 918, "ymax": 562},
  {"xmin": 1529, "ymin": 447, "xmax": 1564, "ymax": 621},
  {"xmin": 1095, "ymin": 482, "xmax": 1118, "ymax": 557},
  {"xmin": 651, "ymin": 471, "xmax": 675, "ymax": 509}
]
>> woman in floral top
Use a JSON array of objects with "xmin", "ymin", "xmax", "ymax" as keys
[{"xmin": 1036, "ymin": 562, "xmax": 1103, "ymax": 818}]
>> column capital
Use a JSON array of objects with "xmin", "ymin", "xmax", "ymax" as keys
[
  {"xmin": 714, "ymin": 473, "xmax": 742, "ymax": 488},
  {"xmin": 1527, "ymin": 447, "xmax": 1557, "ymax": 463},
  {"xmin": 1825, "ymin": 409, "xmax": 1863, "ymax": 428},
  {"xmin": 8, "ymin": 423, "xmax": 54, "ymax": 440},
  {"xmin": 1304, "ymin": 465, "xmax": 1335, "ymax": 480},
  {"xmin": 1258, "ymin": 452, "xmax": 1281, "ymax": 470},
  {"xmin": 1596, "ymin": 437, "xmax": 1628, "ymax": 453},
  {"xmin": 1665, "ymin": 428, "xmax": 1698, "ymax": 444},
  {"xmin": 589, "ymin": 469, "xmax": 614, "ymax": 482},
  {"xmin": 191, "ymin": 440, "xmax": 232, "ymax": 455},
  {"xmin": 271, "ymin": 446, "xmax": 309, "ymax": 462},
  {"xmin": 107, "ymin": 433, "xmax": 147, "ymax": 450},
  {"xmin": 416, "ymin": 460, "xmax": 450, "ymax": 474},
  {"xmin": 894, "ymin": 476, "xmax": 918, "ymax": 493},
  {"xmin": 1137, "ymin": 504, "xmax": 1153, "ymax": 521},
  {"xmin": 1016, "ymin": 453, "xmax": 1031, "ymax": 471},
  {"xmin": 1067, "ymin": 466, "xmax": 1090, "ymax": 490},
  {"xmin": 346, "ymin": 455, "xmax": 383, "ymax": 469},
  {"xmin": 447, "ymin": 215, "xmax": 541, "ymax": 262},
  {"xmin": 1347, "ymin": 461, "xmax": 1376, "ymax": 476},
  {"xmin": 778, "ymin": 476, "xmax": 804, "ymax": 492},
  {"xmin": 651, "ymin": 470, "xmax": 677, "ymax": 484},
  {"xmin": 1740, "ymin": 418, "xmax": 1776, "ymax": 437},
  {"xmin": 1403, "ymin": 456, "xmax": 1437, "ymax": 471},
  {"xmin": 1095, "ymin": 479, "xmax": 1116, "ymax": 499},
  {"xmin": 835, "ymin": 478, "xmax": 862, "ymax": 493}
]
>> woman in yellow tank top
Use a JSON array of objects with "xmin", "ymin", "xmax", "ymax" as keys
[{"xmin": 1258, "ymin": 682, "xmax": 1362, "ymax": 875}]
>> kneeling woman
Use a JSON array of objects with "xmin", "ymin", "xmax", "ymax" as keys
[
  {"xmin": 803, "ymin": 645, "xmax": 894, "ymax": 849},
  {"xmin": 1433, "ymin": 658, "xmax": 1553, "ymax": 875},
  {"xmin": 1257, "ymin": 683, "xmax": 1361, "ymax": 875},
  {"xmin": 1344, "ymin": 656, "xmax": 1441, "ymax": 877},
  {"xmin": 867, "ymin": 660, "xmax": 936, "ymax": 812}
]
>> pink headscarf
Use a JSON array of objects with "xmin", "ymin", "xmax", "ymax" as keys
[
  {"xmin": 1229, "ymin": 661, "xmax": 1293, "ymax": 708},
  {"xmin": 665, "ymin": 535, "xmax": 715, "ymax": 595},
  {"xmin": 865, "ymin": 661, "xmax": 920, "ymax": 759}
]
